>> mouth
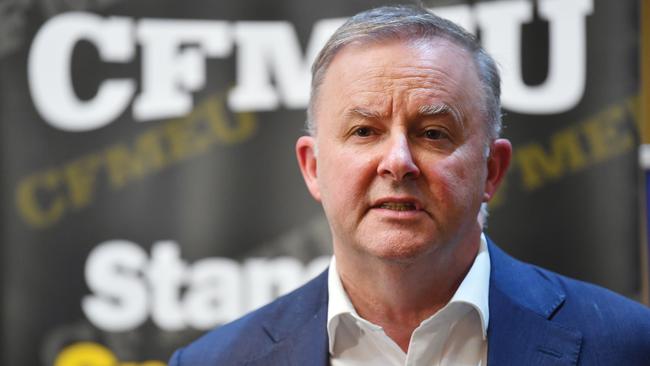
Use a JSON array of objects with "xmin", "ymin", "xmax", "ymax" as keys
[
  {"xmin": 370, "ymin": 198, "xmax": 427, "ymax": 220},
  {"xmin": 372, "ymin": 197, "xmax": 422, "ymax": 213},
  {"xmin": 378, "ymin": 202, "xmax": 417, "ymax": 211}
]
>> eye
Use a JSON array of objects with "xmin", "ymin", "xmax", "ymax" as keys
[
  {"xmin": 353, "ymin": 126, "xmax": 373, "ymax": 137},
  {"xmin": 423, "ymin": 128, "xmax": 447, "ymax": 140}
]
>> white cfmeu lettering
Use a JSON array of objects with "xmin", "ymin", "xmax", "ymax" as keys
[
  {"xmin": 27, "ymin": 12, "xmax": 344, "ymax": 132},
  {"xmin": 81, "ymin": 239, "xmax": 329, "ymax": 332},
  {"xmin": 28, "ymin": 13, "xmax": 136, "ymax": 131},
  {"xmin": 133, "ymin": 19, "xmax": 232, "ymax": 120},
  {"xmin": 227, "ymin": 19, "xmax": 345, "ymax": 111},
  {"xmin": 28, "ymin": 0, "xmax": 593, "ymax": 132},
  {"xmin": 473, "ymin": 0, "xmax": 593, "ymax": 114}
]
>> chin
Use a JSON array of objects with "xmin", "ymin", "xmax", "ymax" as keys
[{"xmin": 358, "ymin": 234, "xmax": 439, "ymax": 263}]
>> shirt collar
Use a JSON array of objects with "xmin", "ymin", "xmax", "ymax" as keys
[
  {"xmin": 326, "ymin": 233, "xmax": 491, "ymax": 353},
  {"xmin": 447, "ymin": 232, "xmax": 490, "ymax": 338}
]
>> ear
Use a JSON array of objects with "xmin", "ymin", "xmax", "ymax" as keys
[
  {"xmin": 296, "ymin": 136, "xmax": 321, "ymax": 202},
  {"xmin": 483, "ymin": 138, "xmax": 512, "ymax": 202}
]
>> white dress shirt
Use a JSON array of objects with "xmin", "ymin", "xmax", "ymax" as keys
[{"xmin": 327, "ymin": 233, "xmax": 490, "ymax": 366}]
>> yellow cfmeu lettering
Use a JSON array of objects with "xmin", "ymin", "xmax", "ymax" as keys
[
  {"xmin": 207, "ymin": 94, "xmax": 256, "ymax": 144},
  {"xmin": 161, "ymin": 94, "xmax": 221, "ymax": 162},
  {"xmin": 16, "ymin": 169, "xmax": 66, "ymax": 228},
  {"xmin": 514, "ymin": 96, "xmax": 638, "ymax": 192},
  {"xmin": 162, "ymin": 93, "xmax": 256, "ymax": 162},
  {"xmin": 105, "ymin": 129, "xmax": 167, "ymax": 189},
  {"xmin": 64, "ymin": 154, "xmax": 103, "ymax": 209},
  {"xmin": 16, "ymin": 154, "xmax": 105, "ymax": 227},
  {"xmin": 581, "ymin": 105, "xmax": 634, "ymax": 163},
  {"xmin": 516, "ymin": 128, "xmax": 586, "ymax": 191},
  {"xmin": 54, "ymin": 342, "xmax": 165, "ymax": 366},
  {"xmin": 15, "ymin": 92, "xmax": 258, "ymax": 229},
  {"xmin": 162, "ymin": 115, "xmax": 207, "ymax": 163}
]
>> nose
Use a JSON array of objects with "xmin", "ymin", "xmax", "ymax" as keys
[{"xmin": 377, "ymin": 133, "xmax": 420, "ymax": 181}]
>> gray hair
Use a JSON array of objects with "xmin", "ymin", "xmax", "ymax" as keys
[{"xmin": 306, "ymin": 5, "xmax": 502, "ymax": 141}]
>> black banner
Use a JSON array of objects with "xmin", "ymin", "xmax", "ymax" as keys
[{"xmin": 0, "ymin": 0, "xmax": 641, "ymax": 364}]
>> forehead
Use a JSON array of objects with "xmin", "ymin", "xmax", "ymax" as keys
[{"xmin": 315, "ymin": 38, "xmax": 484, "ymax": 123}]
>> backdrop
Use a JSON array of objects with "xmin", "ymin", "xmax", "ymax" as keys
[{"xmin": 0, "ymin": 0, "xmax": 642, "ymax": 364}]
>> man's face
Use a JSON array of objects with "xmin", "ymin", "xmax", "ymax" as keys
[{"xmin": 297, "ymin": 38, "xmax": 510, "ymax": 262}]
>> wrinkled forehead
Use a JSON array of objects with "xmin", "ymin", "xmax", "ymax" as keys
[
  {"xmin": 314, "ymin": 37, "xmax": 485, "ymax": 123},
  {"xmin": 358, "ymin": 36, "xmax": 474, "ymax": 78}
]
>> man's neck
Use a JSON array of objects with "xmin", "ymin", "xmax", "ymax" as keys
[{"xmin": 333, "ymin": 233, "xmax": 481, "ymax": 352}]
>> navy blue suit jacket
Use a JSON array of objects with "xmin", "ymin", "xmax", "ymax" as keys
[{"xmin": 169, "ymin": 239, "xmax": 650, "ymax": 365}]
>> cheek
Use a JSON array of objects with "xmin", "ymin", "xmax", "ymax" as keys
[
  {"xmin": 423, "ymin": 154, "xmax": 484, "ymax": 207},
  {"xmin": 318, "ymin": 150, "xmax": 375, "ymax": 210},
  {"xmin": 427, "ymin": 164, "xmax": 464, "ymax": 202}
]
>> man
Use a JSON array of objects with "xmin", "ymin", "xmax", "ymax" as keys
[{"xmin": 170, "ymin": 5, "xmax": 650, "ymax": 365}]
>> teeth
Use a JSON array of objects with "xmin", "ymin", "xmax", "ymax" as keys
[{"xmin": 380, "ymin": 202, "xmax": 416, "ymax": 211}]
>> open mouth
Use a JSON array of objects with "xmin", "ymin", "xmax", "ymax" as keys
[{"xmin": 379, "ymin": 202, "xmax": 417, "ymax": 211}]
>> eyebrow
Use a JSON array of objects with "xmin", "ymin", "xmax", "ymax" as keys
[
  {"xmin": 344, "ymin": 104, "xmax": 464, "ymax": 127},
  {"xmin": 418, "ymin": 103, "xmax": 464, "ymax": 129},
  {"xmin": 344, "ymin": 107, "xmax": 384, "ymax": 120}
]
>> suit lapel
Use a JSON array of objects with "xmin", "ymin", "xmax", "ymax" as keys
[
  {"xmin": 245, "ymin": 270, "xmax": 330, "ymax": 366},
  {"xmin": 488, "ymin": 286, "xmax": 582, "ymax": 365},
  {"xmin": 487, "ymin": 240, "xmax": 582, "ymax": 365},
  {"xmin": 286, "ymin": 302, "xmax": 330, "ymax": 366}
]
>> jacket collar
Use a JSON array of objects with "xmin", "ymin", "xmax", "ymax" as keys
[
  {"xmin": 486, "ymin": 237, "xmax": 583, "ymax": 365},
  {"xmin": 244, "ymin": 270, "xmax": 330, "ymax": 366}
]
